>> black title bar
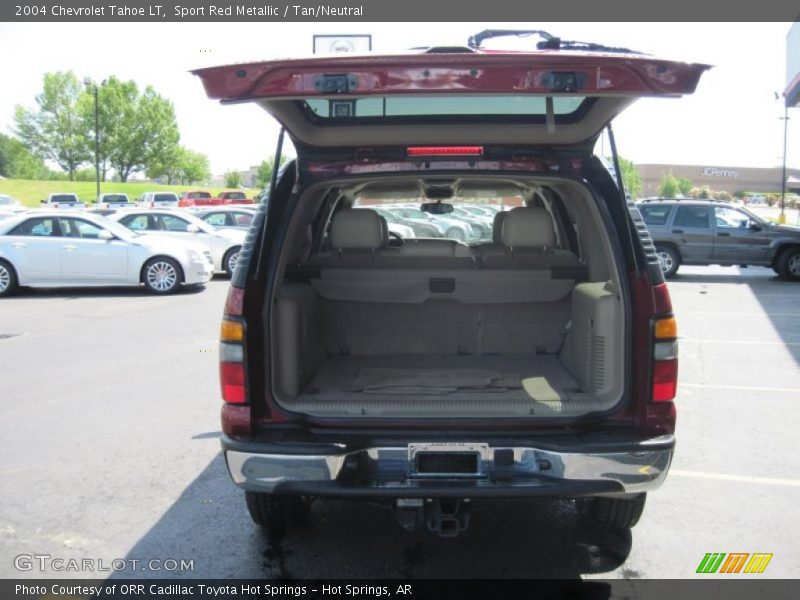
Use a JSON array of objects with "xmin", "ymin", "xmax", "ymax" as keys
[{"xmin": 3, "ymin": 0, "xmax": 800, "ymax": 22}]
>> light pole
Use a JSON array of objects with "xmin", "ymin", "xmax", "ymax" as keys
[
  {"xmin": 779, "ymin": 104, "xmax": 789, "ymax": 224},
  {"xmin": 83, "ymin": 78, "xmax": 105, "ymax": 200}
]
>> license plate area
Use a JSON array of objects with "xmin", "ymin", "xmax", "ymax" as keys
[{"xmin": 408, "ymin": 443, "xmax": 488, "ymax": 478}]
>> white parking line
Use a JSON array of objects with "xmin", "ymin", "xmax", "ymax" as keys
[
  {"xmin": 680, "ymin": 382, "xmax": 800, "ymax": 393},
  {"xmin": 670, "ymin": 469, "xmax": 800, "ymax": 487},
  {"xmin": 670, "ymin": 291, "xmax": 800, "ymax": 297},
  {"xmin": 678, "ymin": 311, "xmax": 800, "ymax": 318}
]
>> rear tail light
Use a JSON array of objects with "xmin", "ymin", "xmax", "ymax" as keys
[
  {"xmin": 220, "ymin": 287, "xmax": 247, "ymax": 405},
  {"xmin": 219, "ymin": 361, "xmax": 245, "ymax": 403},
  {"xmin": 652, "ymin": 313, "xmax": 678, "ymax": 403}
]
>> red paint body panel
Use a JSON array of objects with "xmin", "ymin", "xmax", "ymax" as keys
[{"xmin": 193, "ymin": 52, "xmax": 709, "ymax": 102}]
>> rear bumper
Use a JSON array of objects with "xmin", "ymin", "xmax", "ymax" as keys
[
  {"xmin": 184, "ymin": 259, "xmax": 213, "ymax": 284},
  {"xmin": 222, "ymin": 434, "xmax": 674, "ymax": 499}
]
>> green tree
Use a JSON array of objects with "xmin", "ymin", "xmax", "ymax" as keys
[
  {"xmin": 617, "ymin": 157, "xmax": 642, "ymax": 199},
  {"xmin": 657, "ymin": 171, "xmax": 680, "ymax": 198},
  {"xmin": 255, "ymin": 155, "xmax": 289, "ymax": 188},
  {"xmin": 179, "ymin": 149, "xmax": 211, "ymax": 184},
  {"xmin": 677, "ymin": 177, "xmax": 693, "ymax": 196},
  {"xmin": 689, "ymin": 186, "xmax": 713, "ymax": 199},
  {"xmin": 74, "ymin": 167, "xmax": 98, "ymax": 182},
  {"xmin": 0, "ymin": 133, "xmax": 48, "ymax": 179},
  {"xmin": 94, "ymin": 81, "xmax": 180, "ymax": 182},
  {"xmin": 14, "ymin": 71, "xmax": 90, "ymax": 180},
  {"xmin": 224, "ymin": 170, "xmax": 242, "ymax": 188},
  {"xmin": 146, "ymin": 144, "xmax": 184, "ymax": 185}
]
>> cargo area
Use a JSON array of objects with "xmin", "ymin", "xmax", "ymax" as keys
[{"xmin": 268, "ymin": 176, "xmax": 627, "ymax": 418}]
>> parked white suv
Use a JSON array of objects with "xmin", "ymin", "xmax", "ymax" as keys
[{"xmin": 137, "ymin": 192, "xmax": 179, "ymax": 208}]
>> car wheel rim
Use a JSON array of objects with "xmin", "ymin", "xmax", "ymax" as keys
[
  {"xmin": 146, "ymin": 262, "xmax": 177, "ymax": 291},
  {"xmin": 227, "ymin": 252, "xmax": 239, "ymax": 272},
  {"xmin": 0, "ymin": 265, "xmax": 9, "ymax": 293},
  {"xmin": 449, "ymin": 229, "xmax": 465, "ymax": 242},
  {"xmin": 789, "ymin": 253, "xmax": 800, "ymax": 277},
  {"xmin": 657, "ymin": 251, "xmax": 674, "ymax": 273}
]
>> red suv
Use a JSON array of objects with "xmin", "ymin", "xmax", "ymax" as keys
[{"xmin": 195, "ymin": 31, "xmax": 708, "ymax": 536}]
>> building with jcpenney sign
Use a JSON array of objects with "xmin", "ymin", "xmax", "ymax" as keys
[{"xmin": 637, "ymin": 164, "xmax": 800, "ymax": 197}]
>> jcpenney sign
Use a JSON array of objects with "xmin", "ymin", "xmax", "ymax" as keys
[{"xmin": 701, "ymin": 167, "xmax": 739, "ymax": 179}]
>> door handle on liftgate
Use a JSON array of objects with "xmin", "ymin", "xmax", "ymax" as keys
[{"xmin": 717, "ymin": 232, "xmax": 731, "ymax": 237}]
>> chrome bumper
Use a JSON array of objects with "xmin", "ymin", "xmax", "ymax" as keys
[{"xmin": 224, "ymin": 436, "xmax": 673, "ymax": 497}]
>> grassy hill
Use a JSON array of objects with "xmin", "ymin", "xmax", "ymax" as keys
[{"xmin": 0, "ymin": 179, "xmax": 259, "ymax": 207}]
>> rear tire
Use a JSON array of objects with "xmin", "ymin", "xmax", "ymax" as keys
[
  {"xmin": 655, "ymin": 246, "xmax": 680, "ymax": 278},
  {"xmin": 0, "ymin": 259, "xmax": 18, "ymax": 297},
  {"xmin": 775, "ymin": 247, "xmax": 800, "ymax": 281},
  {"xmin": 578, "ymin": 493, "xmax": 647, "ymax": 530},
  {"xmin": 245, "ymin": 492, "xmax": 313, "ymax": 531}
]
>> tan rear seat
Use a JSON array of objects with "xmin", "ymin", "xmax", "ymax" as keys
[
  {"xmin": 480, "ymin": 207, "xmax": 587, "ymax": 279},
  {"xmin": 306, "ymin": 209, "xmax": 475, "ymax": 269}
]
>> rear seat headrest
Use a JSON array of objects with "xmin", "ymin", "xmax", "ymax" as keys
[
  {"xmin": 501, "ymin": 207, "xmax": 555, "ymax": 249},
  {"xmin": 330, "ymin": 209, "xmax": 387, "ymax": 250},
  {"xmin": 492, "ymin": 211, "xmax": 508, "ymax": 243}
]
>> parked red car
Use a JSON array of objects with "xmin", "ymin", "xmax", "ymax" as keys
[
  {"xmin": 178, "ymin": 190, "xmax": 220, "ymax": 207},
  {"xmin": 217, "ymin": 191, "xmax": 254, "ymax": 205}
]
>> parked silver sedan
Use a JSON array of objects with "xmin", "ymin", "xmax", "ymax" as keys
[
  {"xmin": 192, "ymin": 206, "xmax": 257, "ymax": 230},
  {"xmin": 0, "ymin": 211, "xmax": 213, "ymax": 296},
  {"xmin": 106, "ymin": 208, "xmax": 247, "ymax": 276}
]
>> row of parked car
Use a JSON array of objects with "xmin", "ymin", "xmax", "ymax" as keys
[
  {"xmin": 0, "ymin": 193, "xmax": 521, "ymax": 296},
  {"xmin": 361, "ymin": 202, "xmax": 504, "ymax": 242},
  {"xmin": 27, "ymin": 189, "xmax": 257, "ymax": 210},
  {"xmin": 0, "ymin": 205, "xmax": 258, "ymax": 296}
]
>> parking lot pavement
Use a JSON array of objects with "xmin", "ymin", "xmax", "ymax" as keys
[{"xmin": 0, "ymin": 267, "xmax": 798, "ymax": 579}]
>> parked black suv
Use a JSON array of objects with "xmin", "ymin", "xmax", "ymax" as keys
[
  {"xmin": 638, "ymin": 198, "xmax": 800, "ymax": 279},
  {"xmin": 195, "ymin": 33, "xmax": 708, "ymax": 536}
]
